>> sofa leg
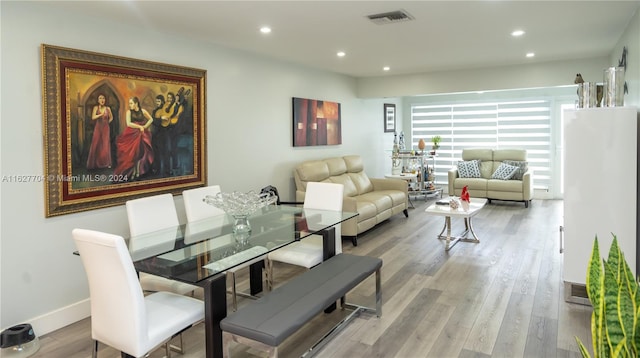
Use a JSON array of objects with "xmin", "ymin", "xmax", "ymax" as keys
[
  {"xmin": 403, "ymin": 209, "xmax": 408, "ymax": 218},
  {"xmin": 351, "ymin": 237, "xmax": 358, "ymax": 246},
  {"xmin": 487, "ymin": 199, "xmax": 492, "ymax": 204},
  {"xmin": 525, "ymin": 200, "xmax": 530, "ymax": 208}
]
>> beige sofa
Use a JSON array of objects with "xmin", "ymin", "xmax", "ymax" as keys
[
  {"xmin": 294, "ymin": 155, "xmax": 408, "ymax": 245},
  {"xmin": 448, "ymin": 148, "xmax": 533, "ymax": 207}
]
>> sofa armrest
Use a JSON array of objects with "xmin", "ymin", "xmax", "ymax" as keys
[
  {"xmin": 448, "ymin": 168, "xmax": 459, "ymax": 195},
  {"xmin": 342, "ymin": 196, "xmax": 358, "ymax": 237},
  {"xmin": 369, "ymin": 178, "xmax": 408, "ymax": 195},
  {"xmin": 522, "ymin": 169, "xmax": 534, "ymax": 200},
  {"xmin": 295, "ymin": 190, "xmax": 306, "ymax": 203}
]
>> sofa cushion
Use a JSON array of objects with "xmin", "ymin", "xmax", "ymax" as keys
[
  {"xmin": 357, "ymin": 192, "xmax": 392, "ymax": 212},
  {"xmin": 328, "ymin": 174, "xmax": 358, "ymax": 197},
  {"xmin": 325, "ymin": 157, "xmax": 347, "ymax": 176},
  {"xmin": 355, "ymin": 200, "xmax": 377, "ymax": 221},
  {"xmin": 343, "ymin": 155, "xmax": 364, "ymax": 172},
  {"xmin": 375, "ymin": 190, "xmax": 408, "ymax": 207},
  {"xmin": 296, "ymin": 161, "xmax": 330, "ymax": 182},
  {"xmin": 503, "ymin": 160, "xmax": 528, "ymax": 180},
  {"xmin": 348, "ymin": 171, "xmax": 374, "ymax": 195},
  {"xmin": 453, "ymin": 177, "xmax": 487, "ymax": 191},
  {"xmin": 457, "ymin": 160, "xmax": 481, "ymax": 178},
  {"xmin": 488, "ymin": 179, "xmax": 524, "ymax": 193},
  {"xmin": 491, "ymin": 162, "xmax": 519, "ymax": 180},
  {"xmin": 481, "ymin": 161, "xmax": 496, "ymax": 179}
]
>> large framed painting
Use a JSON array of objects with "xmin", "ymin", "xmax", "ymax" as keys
[
  {"xmin": 292, "ymin": 97, "xmax": 342, "ymax": 147},
  {"xmin": 41, "ymin": 44, "xmax": 207, "ymax": 217}
]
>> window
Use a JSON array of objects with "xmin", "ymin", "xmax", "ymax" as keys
[{"xmin": 411, "ymin": 100, "xmax": 551, "ymax": 190}]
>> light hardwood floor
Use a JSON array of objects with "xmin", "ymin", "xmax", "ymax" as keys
[{"xmin": 31, "ymin": 198, "xmax": 593, "ymax": 358}]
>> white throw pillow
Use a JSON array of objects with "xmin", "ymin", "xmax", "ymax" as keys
[
  {"xmin": 457, "ymin": 160, "xmax": 481, "ymax": 178},
  {"xmin": 503, "ymin": 160, "xmax": 528, "ymax": 180},
  {"xmin": 491, "ymin": 162, "xmax": 519, "ymax": 180}
]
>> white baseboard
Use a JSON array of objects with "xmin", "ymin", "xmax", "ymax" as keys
[{"xmin": 19, "ymin": 299, "xmax": 91, "ymax": 337}]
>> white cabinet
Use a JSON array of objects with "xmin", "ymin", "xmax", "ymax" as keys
[{"xmin": 562, "ymin": 107, "xmax": 638, "ymax": 304}]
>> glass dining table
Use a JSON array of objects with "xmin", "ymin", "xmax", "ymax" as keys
[{"xmin": 126, "ymin": 204, "xmax": 358, "ymax": 358}]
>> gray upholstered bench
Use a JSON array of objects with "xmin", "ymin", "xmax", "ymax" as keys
[{"xmin": 220, "ymin": 253, "xmax": 382, "ymax": 357}]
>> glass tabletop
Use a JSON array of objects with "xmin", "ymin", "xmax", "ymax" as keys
[{"xmin": 130, "ymin": 205, "xmax": 357, "ymax": 284}]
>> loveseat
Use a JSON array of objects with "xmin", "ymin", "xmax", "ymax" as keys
[
  {"xmin": 448, "ymin": 148, "xmax": 533, "ymax": 207},
  {"xmin": 294, "ymin": 155, "xmax": 408, "ymax": 245}
]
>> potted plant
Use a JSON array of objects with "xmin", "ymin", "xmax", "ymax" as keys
[
  {"xmin": 575, "ymin": 234, "xmax": 639, "ymax": 358},
  {"xmin": 430, "ymin": 135, "xmax": 441, "ymax": 155}
]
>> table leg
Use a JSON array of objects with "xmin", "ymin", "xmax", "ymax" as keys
[
  {"xmin": 249, "ymin": 261, "xmax": 264, "ymax": 295},
  {"xmin": 436, "ymin": 216, "xmax": 480, "ymax": 251},
  {"xmin": 321, "ymin": 227, "xmax": 337, "ymax": 313},
  {"xmin": 321, "ymin": 226, "xmax": 336, "ymax": 260},
  {"xmin": 203, "ymin": 273, "xmax": 227, "ymax": 358},
  {"xmin": 466, "ymin": 217, "xmax": 480, "ymax": 243},
  {"xmin": 445, "ymin": 216, "xmax": 452, "ymax": 251}
]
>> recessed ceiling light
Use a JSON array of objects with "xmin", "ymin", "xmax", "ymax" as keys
[
  {"xmin": 337, "ymin": 51, "xmax": 346, "ymax": 57},
  {"xmin": 511, "ymin": 30, "xmax": 525, "ymax": 37},
  {"xmin": 526, "ymin": 52, "xmax": 535, "ymax": 58},
  {"xmin": 260, "ymin": 26, "xmax": 272, "ymax": 34},
  {"xmin": 383, "ymin": 66, "xmax": 390, "ymax": 71}
]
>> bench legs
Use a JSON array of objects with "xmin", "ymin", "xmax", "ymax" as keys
[
  {"xmin": 222, "ymin": 331, "xmax": 277, "ymax": 358},
  {"xmin": 221, "ymin": 267, "xmax": 382, "ymax": 358}
]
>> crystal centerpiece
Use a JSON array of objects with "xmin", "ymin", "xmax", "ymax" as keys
[{"xmin": 203, "ymin": 191, "xmax": 278, "ymax": 240}]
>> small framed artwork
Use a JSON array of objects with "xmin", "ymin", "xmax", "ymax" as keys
[
  {"xmin": 41, "ymin": 44, "xmax": 207, "ymax": 217},
  {"xmin": 292, "ymin": 97, "xmax": 342, "ymax": 147},
  {"xmin": 384, "ymin": 103, "xmax": 396, "ymax": 133}
]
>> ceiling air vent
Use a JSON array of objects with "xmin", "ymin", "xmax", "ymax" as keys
[{"xmin": 367, "ymin": 10, "xmax": 414, "ymax": 25}]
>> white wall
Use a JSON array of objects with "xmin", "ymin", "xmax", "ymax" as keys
[
  {"xmin": 611, "ymin": 7, "xmax": 640, "ymax": 108},
  {"xmin": 0, "ymin": 2, "xmax": 398, "ymax": 334}
]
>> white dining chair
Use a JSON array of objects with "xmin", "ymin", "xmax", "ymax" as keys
[
  {"xmin": 182, "ymin": 185, "xmax": 223, "ymax": 222},
  {"xmin": 182, "ymin": 185, "xmax": 270, "ymax": 311},
  {"xmin": 126, "ymin": 193, "xmax": 199, "ymax": 296},
  {"xmin": 267, "ymin": 182, "xmax": 344, "ymax": 287},
  {"xmin": 72, "ymin": 228, "xmax": 204, "ymax": 358}
]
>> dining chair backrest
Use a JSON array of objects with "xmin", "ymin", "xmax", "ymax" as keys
[
  {"xmin": 72, "ymin": 228, "xmax": 146, "ymax": 355},
  {"xmin": 182, "ymin": 185, "xmax": 224, "ymax": 222},
  {"xmin": 126, "ymin": 193, "xmax": 179, "ymax": 236},
  {"xmin": 303, "ymin": 182, "xmax": 344, "ymax": 254}
]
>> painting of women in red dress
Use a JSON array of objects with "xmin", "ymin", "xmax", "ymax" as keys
[
  {"xmin": 114, "ymin": 97, "xmax": 154, "ymax": 180},
  {"xmin": 86, "ymin": 94, "xmax": 113, "ymax": 169}
]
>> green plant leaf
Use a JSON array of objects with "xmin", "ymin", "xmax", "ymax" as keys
[
  {"xmin": 611, "ymin": 338, "xmax": 626, "ymax": 358},
  {"xmin": 635, "ymin": 309, "xmax": 640, "ymax": 357},
  {"xmin": 576, "ymin": 336, "xmax": 592, "ymax": 358},
  {"xmin": 581, "ymin": 235, "xmax": 639, "ymax": 358},
  {"xmin": 617, "ymin": 280, "xmax": 634, "ymax": 356},
  {"xmin": 608, "ymin": 236, "xmax": 621, "ymax": 284},
  {"xmin": 587, "ymin": 237, "xmax": 605, "ymax": 357},
  {"xmin": 618, "ymin": 249, "xmax": 638, "ymax": 356},
  {"xmin": 604, "ymin": 259, "xmax": 625, "ymax": 353}
]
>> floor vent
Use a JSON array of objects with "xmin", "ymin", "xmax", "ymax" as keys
[
  {"xmin": 367, "ymin": 10, "xmax": 414, "ymax": 25},
  {"xmin": 564, "ymin": 281, "xmax": 590, "ymax": 306}
]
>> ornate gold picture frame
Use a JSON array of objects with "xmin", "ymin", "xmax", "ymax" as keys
[{"xmin": 41, "ymin": 44, "xmax": 207, "ymax": 217}]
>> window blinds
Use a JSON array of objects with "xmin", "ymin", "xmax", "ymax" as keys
[{"xmin": 411, "ymin": 100, "xmax": 551, "ymax": 190}]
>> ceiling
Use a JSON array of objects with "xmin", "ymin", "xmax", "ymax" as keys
[{"xmin": 55, "ymin": 0, "xmax": 640, "ymax": 78}]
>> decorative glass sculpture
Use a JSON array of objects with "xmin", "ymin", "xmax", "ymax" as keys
[{"xmin": 203, "ymin": 191, "xmax": 278, "ymax": 239}]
